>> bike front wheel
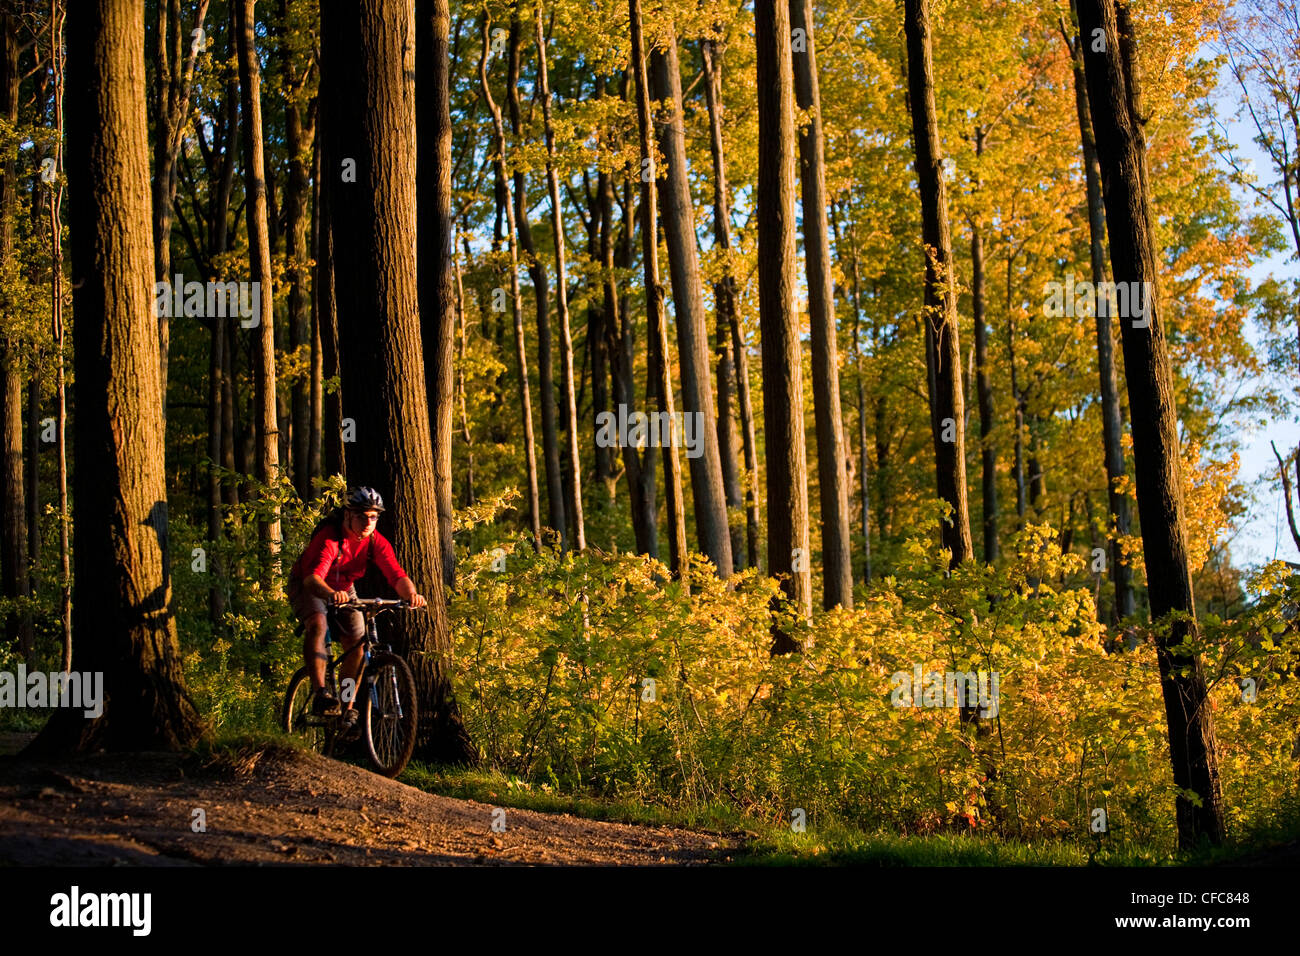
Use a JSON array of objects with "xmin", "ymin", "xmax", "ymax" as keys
[
  {"xmin": 283, "ymin": 667, "xmax": 336, "ymax": 758},
  {"xmin": 362, "ymin": 653, "xmax": 418, "ymax": 778}
]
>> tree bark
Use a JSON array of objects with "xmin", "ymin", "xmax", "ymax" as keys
[
  {"xmin": 834, "ymin": 203, "xmax": 872, "ymax": 582},
  {"xmin": 235, "ymin": 0, "xmax": 282, "ymax": 585},
  {"xmin": 1065, "ymin": 0, "xmax": 1135, "ymax": 622},
  {"xmin": 534, "ymin": 6, "xmax": 585, "ymax": 552},
  {"xmin": 791, "ymin": 0, "xmax": 852, "ymax": 607},
  {"xmin": 630, "ymin": 0, "xmax": 687, "ymax": 579},
  {"xmin": 701, "ymin": 39, "xmax": 759, "ymax": 570},
  {"xmin": 651, "ymin": 26, "xmax": 732, "ymax": 578},
  {"xmin": 324, "ymin": 0, "xmax": 475, "ymax": 763},
  {"xmin": 903, "ymin": 0, "xmax": 973, "ymax": 568},
  {"xmin": 755, "ymin": 0, "xmax": 812, "ymax": 633},
  {"xmin": 31, "ymin": 0, "xmax": 202, "ymax": 753},
  {"xmin": 1077, "ymin": 0, "xmax": 1226, "ymax": 848},
  {"xmin": 417, "ymin": 0, "xmax": 458, "ymax": 587}
]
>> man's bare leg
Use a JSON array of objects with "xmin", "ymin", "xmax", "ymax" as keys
[{"xmin": 303, "ymin": 613, "xmax": 329, "ymax": 689}]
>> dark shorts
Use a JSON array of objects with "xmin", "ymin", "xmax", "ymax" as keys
[{"xmin": 288, "ymin": 578, "xmax": 365, "ymax": 642}]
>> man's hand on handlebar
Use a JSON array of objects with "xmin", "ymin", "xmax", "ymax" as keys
[{"xmin": 331, "ymin": 590, "xmax": 352, "ymax": 605}]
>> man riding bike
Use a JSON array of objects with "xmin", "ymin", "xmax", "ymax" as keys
[{"xmin": 288, "ymin": 486, "xmax": 426, "ymax": 735}]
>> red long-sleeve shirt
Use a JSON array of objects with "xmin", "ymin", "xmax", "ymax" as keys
[{"xmin": 290, "ymin": 524, "xmax": 409, "ymax": 591}]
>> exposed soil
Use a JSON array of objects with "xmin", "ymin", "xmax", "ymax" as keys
[{"xmin": 0, "ymin": 735, "xmax": 734, "ymax": 866}]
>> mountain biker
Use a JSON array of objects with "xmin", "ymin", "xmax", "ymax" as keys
[{"xmin": 288, "ymin": 486, "xmax": 426, "ymax": 734}]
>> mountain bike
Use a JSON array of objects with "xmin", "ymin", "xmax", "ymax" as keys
[{"xmin": 282, "ymin": 598, "xmax": 419, "ymax": 778}]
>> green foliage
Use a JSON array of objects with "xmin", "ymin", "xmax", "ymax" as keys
[{"xmin": 450, "ymin": 507, "xmax": 1300, "ymax": 853}]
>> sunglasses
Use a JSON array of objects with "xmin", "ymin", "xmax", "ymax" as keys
[{"xmin": 352, "ymin": 512, "xmax": 380, "ymax": 524}]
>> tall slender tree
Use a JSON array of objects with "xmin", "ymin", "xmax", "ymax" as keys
[
  {"xmin": 534, "ymin": 5, "xmax": 585, "ymax": 552},
  {"xmin": 235, "ymin": 0, "xmax": 282, "ymax": 585},
  {"xmin": 755, "ymin": 0, "xmax": 812, "ymax": 634},
  {"xmin": 417, "ymin": 0, "xmax": 458, "ymax": 587},
  {"xmin": 903, "ymin": 0, "xmax": 973, "ymax": 568},
  {"xmin": 791, "ymin": 0, "xmax": 852, "ymax": 607},
  {"xmin": 630, "ymin": 0, "xmax": 688, "ymax": 579},
  {"xmin": 507, "ymin": 17, "xmax": 566, "ymax": 547},
  {"xmin": 651, "ymin": 23, "xmax": 732, "ymax": 578},
  {"xmin": 1077, "ymin": 0, "xmax": 1226, "ymax": 848},
  {"xmin": 1062, "ymin": 0, "xmax": 1135, "ymax": 624},
  {"xmin": 701, "ymin": 37, "xmax": 760, "ymax": 570},
  {"xmin": 0, "ymin": 4, "xmax": 32, "ymax": 659}
]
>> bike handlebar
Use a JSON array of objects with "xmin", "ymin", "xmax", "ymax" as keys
[{"xmin": 333, "ymin": 598, "xmax": 422, "ymax": 610}]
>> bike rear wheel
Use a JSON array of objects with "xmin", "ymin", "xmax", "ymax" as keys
[
  {"xmin": 283, "ymin": 667, "xmax": 336, "ymax": 758},
  {"xmin": 362, "ymin": 653, "xmax": 417, "ymax": 778}
]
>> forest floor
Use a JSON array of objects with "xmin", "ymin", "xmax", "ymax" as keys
[{"xmin": 0, "ymin": 734, "xmax": 734, "ymax": 866}]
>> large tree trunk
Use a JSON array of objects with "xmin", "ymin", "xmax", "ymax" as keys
[
  {"xmin": 630, "ymin": 0, "xmax": 687, "ymax": 578},
  {"xmin": 480, "ymin": 14, "xmax": 542, "ymax": 548},
  {"xmin": 791, "ymin": 0, "xmax": 852, "ymax": 607},
  {"xmin": 235, "ymin": 0, "xmax": 282, "ymax": 585},
  {"xmin": 1064, "ymin": 0, "xmax": 1135, "ymax": 623},
  {"xmin": 324, "ymin": 0, "xmax": 475, "ymax": 764},
  {"xmin": 507, "ymin": 18, "xmax": 565, "ymax": 547},
  {"xmin": 1077, "ymin": 0, "xmax": 1226, "ymax": 848},
  {"xmin": 701, "ymin": 40, "xmax": 759, "ymax": 570},
  {"xmin": 31, "ymin": 0, "xmax": 202, "ymax": 753},
  {"xmin": 651, "ymin": 27, "xmax": 732, "ymax": 578},
  {"xmin": 417, "ymin": 0, "xmax": 458, "ymax": 587},
  {"xmin": 0, "ymin": 4, "xmax": 31, "ymax": 660},
  {"xmin": 755, "ymin": 0, "xmax": 812, "ymax": 635},
  {"xmin": 903, "ymin": 0, "xmax": 973, "ymax": 569},
  {"xmin": 534, "ymin": 7, "xmax": 585, "ymax": 553}
]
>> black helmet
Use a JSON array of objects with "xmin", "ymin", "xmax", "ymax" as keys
[{"xmin": 345, "ymin": 486, "xmax": 385, "ymax": 512}]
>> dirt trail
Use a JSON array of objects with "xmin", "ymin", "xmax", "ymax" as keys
[{"xmin": 0, "ymin": 738, "xmax": 733, "ymax": 866}]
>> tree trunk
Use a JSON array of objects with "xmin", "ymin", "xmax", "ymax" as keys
[
  {"xmin": 308, "ymin": 114, "xmax": 324, "ymax": 492},
  {"xmin": 791, "ymin": 0, "xmax": 852, "ymax": 607},
  {"xmin": 323, "ymin": 0, "xmax": 475, "ymax": 764},
  {"xmin": 835, "ymin": 203, "xmax": 872, "ymax": 583},
  {"xmin": 417, "ymin": 0, "xmax": 458, "ymax": 587},
  {"xmin": 480, "ymin": 14, "xmax": 542, "ymax": 548},
  {"xmin": 903, "ymin": 0, "xmax": 973, "ymax": 569},
  {"xmin": 755, "ymin": 0, "xmax": 812, "ymax": 634},
  {"xmin": 651, "ymin": 27, "xmax": 732, "ymax": 578},
  {"xmin": 606, "ymin": 165, "xmax": 657, "ymax": 557},
  {"xmin": 630, "ymin": 0, "xmax": 687, "ymax": 579},
  {"xmin": 507, "ymin": 17, "xmax": 565, "ymax": 546},
  {"xmin": 152, "ymin": 0, "xmax": 210, "ymax": 408},
  {"xmin": 280, "ymin": 0, "xmax": 315, "ymax": 503},
  {"xmin": 534, "ymin": 6, "xmax": 585, "ymax": 552},
  {"xmin": 1065, "ymin": 0, "xmax": 1135, "ymax": 623},
  {"xmin": 31, "ymin": 0, "xmax": 202, "ymax": 753},
  {"xmin": 235, "ymin": 0, "xmax": 282, "ymax": 585},
  {"xmin": 1077, "ymin": 0, "xmax": 1226, "ymax": 848},
  {"xmin": 0, "ymin": 3, "xmax": 32, "ymax": 660},
  {"xmin": 313, "ymin": 91, "xmax": 344, "ymax": 482},
  {"xmin": 971, "ymin": 216, "xmax": 998, "ymax": 564},
  {"xmin": 701, "ymin": 39, "xmax": 758, "ymax": 570}
]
